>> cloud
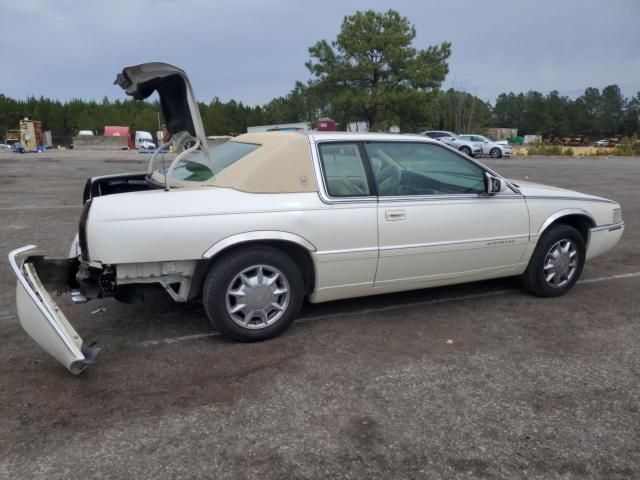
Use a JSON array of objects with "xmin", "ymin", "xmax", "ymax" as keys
[{"xmin": 0, "ymin": 0, "xmax": 638, "ymax": 105}]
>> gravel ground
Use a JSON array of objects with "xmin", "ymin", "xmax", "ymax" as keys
[{"xmin": 0, "ymin": 150, "xmax": 638, "ymax": 479}]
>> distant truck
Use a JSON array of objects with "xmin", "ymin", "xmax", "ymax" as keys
[
  {"xmin": 104, "ymin": 126, "xmax": 133, "ymax": 149},
  {"xmin": 134, "ymin": 130, "xmax": 156, "ymax": 150}
]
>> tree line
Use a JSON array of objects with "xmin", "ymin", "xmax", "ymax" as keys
[{"xmin": 1, "ymin": 10, "xmax": 638, "ymax": 145}]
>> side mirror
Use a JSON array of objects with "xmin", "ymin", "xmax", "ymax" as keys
[{"xmin": 485, "ymin": 172, "xmax": 504, "ymax": 195}]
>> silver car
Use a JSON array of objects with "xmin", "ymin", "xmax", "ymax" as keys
[
  {"xmin": 420, "ymin": 131, "xmax": 482, "ymax": 157},
  {"xmin": 459, "ymin": 134, "xmax": 512, "ymax": 158}
]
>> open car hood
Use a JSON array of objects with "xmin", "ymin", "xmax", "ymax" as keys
[{"xmin": 114, "ymin": 62, "xmax": 207, "ymax": 151}]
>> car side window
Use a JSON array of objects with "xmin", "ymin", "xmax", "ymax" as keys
[
  {"xmin": 364, "ymin": 142, "xmax": 486, "ymax": 196},
  {"xmin": 318, "ymin": 143, "xmax": 371, "ymax": 197}
]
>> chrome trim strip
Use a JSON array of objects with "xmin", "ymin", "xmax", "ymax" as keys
[
  {"xmin": 315, "ymin": 246, "xmax": 379, "ymax": 256},
  {"xmin": 377, "ymin": 193, "xmax": 523, "ymax": 203},
  {"xmin": 308, "ymin": 137, "xmax": 377, "ymax": 205},
  {"xmin": 8, "ymin": 245, "xmax": 84, "ymax": 358},
  {"xmin": 379, "ymin": 234, "xmax": 530, "ymax": 252},
  {"xmin": 591, "ymin": 221, "xmax": 625, "ymax": 232},
  {"xmin": 202, "ymin": 231, "xmax": 317, "ymax": 258},
  {"xmin": 538, "ymin": 209, "xmax": 596, "ymax": 234},
  {"xmin": 308, "ymin": 136, "xmax": 520, "ymax": 205},
  {"xmin": 525, "ymin": 195, "xmax": 615, "ymax": 204},
  {"xmin": 315, "ymin": 233, "xmax": 531, "ymax": 258}
]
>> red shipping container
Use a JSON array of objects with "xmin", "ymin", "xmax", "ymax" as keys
[{"xmin": 104, "ymin": 126, "xmax": 133, "ymax": 149}]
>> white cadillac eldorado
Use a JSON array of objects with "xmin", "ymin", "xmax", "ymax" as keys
[{"xmin": 9, "ymin": 63, "xmax": 625, "ymax": 375}]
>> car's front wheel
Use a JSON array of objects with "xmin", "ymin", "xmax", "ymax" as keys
[
  {"xmin": 202, "ymin": 246, "xmax": 303, "ymax": 341},
  {"xmin": 490, "ymin": 147, "xmax": 502, "ymax": 158},
  {"xmin": 460, "ymin": 146, "xmax": 472, "ymax": 156},
  {"xmin": 521, "ymin": 224, "xmax": 585, "ymax": 297}
]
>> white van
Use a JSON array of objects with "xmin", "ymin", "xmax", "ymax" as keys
[{"xmin": 134, "ymin": 131, "xmax": 156, "ymax": 150}]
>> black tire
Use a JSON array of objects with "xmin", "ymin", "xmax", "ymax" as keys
[
  {"xmin": 521, "ymin": 224, "xmax": 585, "ymax": 297},
  {"xmin": 490, "ymin": 147, "xmax": 502, "ymax": 158},
  {"xmin": 460, "ymin": 146, "xmax": 472, "ymax": 156},
  {"xmin": 202, "ymin": 246, "xmax": 304, "ymax": 341}
]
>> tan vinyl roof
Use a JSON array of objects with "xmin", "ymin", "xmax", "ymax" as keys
[{"xmin": 206, "ymin": 132, "xmax": 317, "ymax": 193}]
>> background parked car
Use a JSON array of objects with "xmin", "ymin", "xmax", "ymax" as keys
[
  {"xmin": 459, "ymin": 134, "xmax": 512, "ymax": 158},
  {"xmin": 419, "ymin": 130, "xmax": 482, "ymax": 157}
]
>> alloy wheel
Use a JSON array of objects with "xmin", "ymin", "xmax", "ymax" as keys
[
  {"xmin": 225, "ymin": 264, "xmax": 290, "ymax": 329},
  {"xmin": 543, "ymin": 239, "xmax": 578, "ymax": 288}
]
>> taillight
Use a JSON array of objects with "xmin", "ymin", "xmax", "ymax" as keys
[{"xmin": 78, "ymin": 199, "xmax": 92, "ymax": 261}]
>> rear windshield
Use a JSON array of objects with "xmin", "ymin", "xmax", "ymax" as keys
[{"xmin": 170, "ymin": 141, "xmax": 260, "ymax": 182}]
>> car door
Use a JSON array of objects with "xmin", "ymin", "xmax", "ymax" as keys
[
  {"xmin": 311, "ymin": 141, "xmax": 380, "ymax": 301},
  {"xmin": 471, "ymin": 135, "xmax": 491, "ymax": 155},
  {"xmin": 364, "ymin": 141, "xmax": 530, "ymax": 288}
]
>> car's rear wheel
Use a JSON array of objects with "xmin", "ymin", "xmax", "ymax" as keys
[
  {"xmin": 460, "ymin": 146, "xmax": 472, "ymax": 156},
  {"xmin": 521, "ymin": 224, "xmax": 585, "ymax": 297},
  {"xmin": 490, "ymin": 147, "xmax": 502, "ymax": 158},
  {"xmin": 202, "ymin": 246, "xmax": 303, "ymax": 341}
]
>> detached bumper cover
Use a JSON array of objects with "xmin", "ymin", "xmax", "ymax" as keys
[{"xmin": 9, "ymin": 245, "xmax": 100, "ymax": 375}]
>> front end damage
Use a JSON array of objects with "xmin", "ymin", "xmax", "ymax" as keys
[{"xmin": 9, "ymin": 246, "xmax": 106, "ymax": 375}]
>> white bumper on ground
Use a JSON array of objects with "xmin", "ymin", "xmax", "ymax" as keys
[
  {"xmin": 9, "ymin": 245, "xmax": 99, "ymax": 375},
  {"xmin": 587, "ymin": 222, "xmax": 625, "ymax": 260}
]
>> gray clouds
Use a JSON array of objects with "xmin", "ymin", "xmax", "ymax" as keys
[{"xmin": 1, "ymin": 0, "xmax": 638, "ymax": 105}]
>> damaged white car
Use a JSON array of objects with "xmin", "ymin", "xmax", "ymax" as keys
[{"xmin": 10, "ymin": 63, "xmax": 625, "ymax": 375}]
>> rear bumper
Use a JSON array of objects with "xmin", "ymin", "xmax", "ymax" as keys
[
  {"xmin": 9, "ymin": 245, "xmax": 100, "ymax": 375},
  {"xmin": 587, "ymin": 222, "xmax": 624, "ymax": 260}
]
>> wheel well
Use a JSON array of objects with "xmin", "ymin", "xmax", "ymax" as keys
[
  {"xmin": 545, "ymin": 214, "xmax": 594, "ymax": 244},
  {"xmin": 190, "ymin": 240, "xmax": 316, "ymax": 300}
]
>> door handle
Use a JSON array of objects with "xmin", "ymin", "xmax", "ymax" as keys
[{"xmin": 385, "ymin": 209, "xmax": 406, "ymax": 221}]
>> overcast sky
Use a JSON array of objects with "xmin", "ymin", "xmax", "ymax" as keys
[{"xmin": 1, "ymin": 0, "xmax": 638, "ymax": 105}]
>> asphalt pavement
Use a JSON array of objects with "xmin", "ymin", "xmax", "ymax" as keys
[{"xmin": 1, "ymin": 150, "xmax": 638, "ymax": 479}]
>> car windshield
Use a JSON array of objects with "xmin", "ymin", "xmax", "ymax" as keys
[{"xmin": 168, "ymin": 141, "xmax": 261, "ymax": 182}]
